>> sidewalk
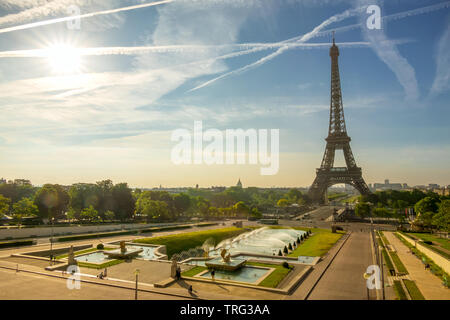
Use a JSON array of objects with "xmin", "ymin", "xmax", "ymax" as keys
[{"xmin": 383, "ymin": 232, "xmax": 450, "ymax": 300}]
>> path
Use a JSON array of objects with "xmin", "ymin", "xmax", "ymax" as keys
[{"xmin": 383, "ymin": 231, "xmax": 450, "ymax": 300}]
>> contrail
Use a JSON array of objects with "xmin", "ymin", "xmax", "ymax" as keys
[
  {"xmin": 188, "ymin": 6, "xmax": 367, "ymax": 92},
  {"xmin": 0, "ymin": 42, "xmax": 379, "ymax": 58},
  {"xmin": 0, "ymin": 0, "xmax": 174, "ymax": 34},
  {"xmin": 188, "ymin": 1, "xmax": 450, "ymax": 92}
]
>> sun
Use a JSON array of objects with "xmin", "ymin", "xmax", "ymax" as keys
[{"xmin": 45, "ymin": 44, "xmax": 82, "ymax": 74}]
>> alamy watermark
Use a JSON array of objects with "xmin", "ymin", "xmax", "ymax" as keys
[
  {"xmin": 66, "ymin": 265, "xmax": 81, "ymax": 290},
  {"xmin": 366, "ymin": 4, "xmax": 382, "ymax": 30},
  {"xmin": 365, "ymin": 265, "xmax": 382, "ymax": 290},
  {"xmin": 171, "ymin": 121, "xmax": 279, "ymax": 175}
]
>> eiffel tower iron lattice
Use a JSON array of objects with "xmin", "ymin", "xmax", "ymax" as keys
[{"xmin": 308, "ymin": 34, "xmax": 371, "ymax": 204}]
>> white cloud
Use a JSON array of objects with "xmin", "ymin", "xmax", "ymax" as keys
[{"xmin": 431, "ymin": 14, "xmax": 450, "ymax": 95}]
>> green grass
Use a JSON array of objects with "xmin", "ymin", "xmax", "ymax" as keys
[
  {"xmin": 409, "ymin": 233, "xmax": 450, "ymax": 251},
  {"xmin": 327, "ymin": 192, "xmax": 348, "ymax": 201},
  {"xmin": 393, "ymin": 280, "xmax": 408, "ymax": 300},
  {"xmin": 403, "ymin": 232, "xmax": 450, "ymax": 259},
  {"xmin": 389, "ymin": 251, "xmax": 408, "ymax": 274},
  {"xmin": 181, "ymin": 266, "xmax": 206, "ymax": 277},
  {"xmin": 77, "ymin": 258, "xmax": 124, "ymax": 269},
  {"xmin": 403, "ymin": 279, "xmax": 425, "ymax": 300},
  {"xmin": 379, "ymin": 231, "xmax": 390, "ymax": 246},
  {"xmin": 288, "ymin": 229, "xmax": 344, "ymax": 257},
  {"xmin": 133, "ymin": 227, "xmax": 246, "ymax": 258},
  {"xmin": 382, "ymin": 249, "xmax": 395, "ymax": 271},
  {"xmin": 247, "ymin": 261, "xmax": 292, "ymax": 288},
  {"xmin": 395, "ymin": 233, "xmax": 450, "ymax": 288}
]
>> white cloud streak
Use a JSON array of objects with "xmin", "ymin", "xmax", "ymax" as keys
[
  {"xmin": 0, "ymin": 0, "xmax": 173, "ymax": 34},
  {"xmin": 0, "ymin": 41, "xmax": 380, "ymax": 58},
  {"xmin": 431, "ymin": 14, "xmax": 450, "ymax": 96}
]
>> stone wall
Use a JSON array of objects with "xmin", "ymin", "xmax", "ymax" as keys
[{"xmin": 397, "ymin": 232, "xmax": 450, "ymax": 274}]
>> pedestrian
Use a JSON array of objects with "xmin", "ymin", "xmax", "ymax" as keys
[
  {"xmin": 188, "ymin": 285, "xmax": 193, "ymax": 294},
  {"xmin": 211, "ymin": 269, "xmax": 215, "ymax": 281}
]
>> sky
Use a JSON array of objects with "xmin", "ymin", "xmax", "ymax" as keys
[{"xmin": 0, "ymin": 0, "xmax": 449, "ymax": 189}]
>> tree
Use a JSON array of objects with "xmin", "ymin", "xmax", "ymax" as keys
[
  {"xmin": 111, "ymin": 183, "xmax": 135, "ymax": 221},
  {"xmin": 80, "ymin": 205, "xmax": 98, "ymax": 222},
  {"xmin": 417, "ymin": 211, "xmax": 435, "ymax": 231},
  {"xmin": 355, "ymin": 202, "xmax": 371, "ymax": 218},
  {"xmin": 0, "ymin": 195, "xmax": 11, "ymax": 217},
  {"xmin": 173, "ymin": 193, "xmax": 191, "ymax": 217},
  {"xmin": 250, "ymin": 207, "xmax": 262, "ymax": 219},
  {"xmin": 34, "ymin": 184, "xmax": 69, "ymax": 220},
  {"xmin": 277, "ymin": 199, "xmax": 289, "ymax": 207},
  {"xmin": 12, "ymin": 198, "xmax": 38, "ymax": 226},
  {"xmin": 432, "ymin": 200, "xmax": 450, "ymax": 232},
  {"xmin": 414, "ymin": 197, "xmax": 439, "ymax": 215},
  {"xmin": 233, "ymin": 201, "xmax": 249, "ymax": 218},
  {"xmin": 105, "ymin": 210, "xmax": 115, "ymax": 222}
]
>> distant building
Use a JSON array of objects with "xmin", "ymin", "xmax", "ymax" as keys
[
  {"xmin": 373, "ymin": 179, "xmax": 403, "ymax": 191},
  {"xmin": 236, "ymin": 178, "xmax": 242, "ymax": 188},
  {"xmin": 428, "ymin": 183, "xmax": 440, "ymax": 189},
  {"xmin": 13, "ymin": 179, "xmax": 31, "ymax": 186},
  {"xmin": 0, "ymin": 178, "xmax": 6, "ymax": 184}
]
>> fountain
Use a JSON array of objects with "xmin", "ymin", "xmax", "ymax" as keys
[
  {"xmin": 104, "ymin": 241, "xmax": 143, "ymax": 259},
  {"xmin": 205, "ymin": 248, "xmax": 247, "ymax": 271}
]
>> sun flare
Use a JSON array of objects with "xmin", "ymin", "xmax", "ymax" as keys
[{"xmin": 45, "ymin": 44, "xmax": 81, "ymax": 74}]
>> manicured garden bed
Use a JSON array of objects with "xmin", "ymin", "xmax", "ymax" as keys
[
  {"xmin": 393, "ymin": 280, "xmax": 408, "ymax": 300},
  {"xmin": 77, "ymin": 259, "xmax": 124, "ymax": 269},
  {"xmin": 389, "ymin": 251, "xmax": 408, "ymax": 274},
  {"xmin": 133, "ymin": 227, "xmax": 246, "ymax": 258},
  {"xmin": 403, "ymin": 279, "xmax": 425, "ymax": 300},
  {"xmin": 288, "ymin": 228, "xmax": 344, "ymax": 257},
  {"xmin": 0, "ymin": 239, "xmax": 35, "ymax": 248}
]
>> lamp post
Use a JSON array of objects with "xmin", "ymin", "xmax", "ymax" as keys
[
  {"xmin": 134, "ymin": 269, "xmax": 140, "ymax": 300},
  {"xmin": 50, "ymin": 217, "xmax": 54, "ymax": 265}
]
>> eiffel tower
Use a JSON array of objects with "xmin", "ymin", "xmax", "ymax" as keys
[{"xmin": 308, "ymin": 34, "xmax": 371, "ymax": 204}]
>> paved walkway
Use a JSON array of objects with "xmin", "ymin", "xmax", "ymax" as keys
[
  {"xmin": 383, "ymin": 232, "xmax": 450, "ymax": 300},
  {"xmin": 305, "ymin": 231, "xmax": 374, "ymax": 300}
]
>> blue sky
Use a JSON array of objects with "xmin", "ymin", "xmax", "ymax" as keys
[{"xmin": 0, "ymin": 0, "xmax": 449, "ymax": 188}]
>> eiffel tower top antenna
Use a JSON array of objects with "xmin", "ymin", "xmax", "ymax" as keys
[{"xmin": 332, "ymin": 30, "xmax": 335, "ymax": 45}]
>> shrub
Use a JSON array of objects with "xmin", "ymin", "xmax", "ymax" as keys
[
  {"xmin": 278, "ymin": 250, "xmax": 282, "ymax": 256},
  {"xmin": 283, "ymin": 246, "xmax": 288, "ymax": 254},
  {"xmin": 282, "ymin": 261, "xmax": 290, "ymax": 269},
  {"xmin": 97, "ymin": 243, "xmax": 104, "ymax": 250},
  {"xmin": 0, "ymin": 240, "xmax": 34, "ymax": 248},
  {"xmin": 288, "ymin": 243, "xmax": 293, "ymax": 250}
]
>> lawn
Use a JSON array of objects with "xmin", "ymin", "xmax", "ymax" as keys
[
  {"xmin": 77, "ymin": 258, "xmax": 124, "ymax": 269},
  {"xmin": 393, "ymin": 280, "xmax": 408, "ymax": 300},
  {"xmin": 181, "ymin": 262, "xmax": 292, "ymax": 288},
  {"xmin": 382, "ymin": 249, "xmax": 394, "ymax": 271},
  {"xmin": 389, "ymin": 251, "xmax": 408, "ymax": 274},
  {"xmin": 409, "ymin": 233, "xmax": 450, "ymax": 251},
  {"xmin": 247, "ymin": 261, "xmax": 292, "ymax": 288},
  {"xmin": 403, "ymin": 279, "xmax": 425, "ymax": 300},
  {"xmin": 133, "ymin": 227, "xmax": 246, "ymax": 258},
  {"xmin": 288, "ymin": 229, "xmax": 344, "ymax": 257}
]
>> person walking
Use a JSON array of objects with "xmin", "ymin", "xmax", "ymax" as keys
[
  {"xmin": 211, "ymin": 269, "xmax": 215, "ymax": 281},
  {"xmin": 188, "ymin": 285, "xmax": 193, "ymax": 294}
]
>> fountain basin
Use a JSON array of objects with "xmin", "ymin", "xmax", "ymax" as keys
[
  {"xmin": 104, "ymin": 247, "xmax": 143, "ymax": 259},
  {"xmin": 205, "ymin": 257, "xmax": 247, "ymax": 271}
]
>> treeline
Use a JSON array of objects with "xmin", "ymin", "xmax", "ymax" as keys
[
  {"xmin": 355, "ymin": 189, "xmax": 450, "ymax": 232},
  {"xmin": 0, "ymin": 180, "xmax": 309, "ymax": 224}
]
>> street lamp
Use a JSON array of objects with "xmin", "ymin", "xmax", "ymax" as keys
[
  {"xmin": 134, "ymin": 269, "xmax": 140, "ymax": 300},
  {"xmin": 50, "ymin": 217, "xmax": 55, "ymax": 265}
]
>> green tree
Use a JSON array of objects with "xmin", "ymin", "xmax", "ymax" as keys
[
  {"xmin": 0, "ymin": 195, "xmax": 11, "ymax": 217},
  {"xmin": 414, "ymin": 197, "xmax": 439, "ymax": 215},
  {"xmin": 233, "ymin": 201, "xmax": 249, "ymax": 218},
  {"xmin": 34, "ymin": 184, "xmax": 69, "ymax": 220},
  {"xmin": 12, "ymin": 198, "xmax": 38, "ymax": 226},
  {"xmin": 355, "ymin": 202, "xmax": 371, "ymax": 218},
  {"xmin": 173, "ymin": 193, "xmax": 191, "ymax": 217},
  {"xmin": 104, "ymin": 210, "xmax": 115, "ymax": 221},
  {"xmin": 432, "ymin": 200, "xmax": 450, "ymax": 232},
  {"xmin": 277, "ymin": 199, "xmax": 289, "ymax": 207},
  {"xmin": 111, "ymin": 183, "xmax": 135, "ymax": 221},
  {"xmin": 80, "ymin": 205, "xmax": 98, "ymax": 222}
]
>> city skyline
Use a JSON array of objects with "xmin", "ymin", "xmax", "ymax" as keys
[{"xmin": 0, "ymin": 1, "xmax": 449, "ymax": 188}]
